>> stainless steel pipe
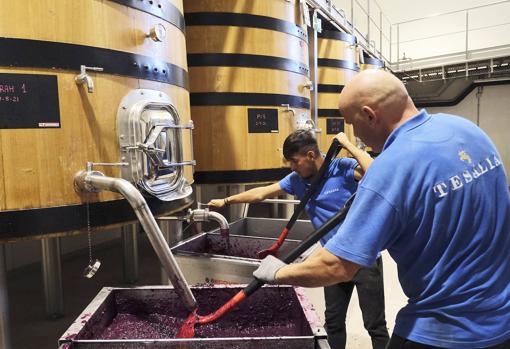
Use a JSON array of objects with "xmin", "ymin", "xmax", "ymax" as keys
[
  {"xmin": 121, "ymin": 223, "xmax": 139, "ymax": 284},
  {"xmin": 74, "ymin": 171, "xmax": 197, "ymax": 311},
  {"xmin": 189, "ymin": 209, "xmax": 229, "ymax": 235},
  {"xmin": 206, "ymin": 210, "xmax": 229, "ymax": 233},
  {"xmin": 159, "ymin": 208, "xmax": 230, "ymax": 236}
]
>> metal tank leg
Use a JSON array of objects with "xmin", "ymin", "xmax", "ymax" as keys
[
  {"xmin": 228, "ymin": 184, "xmax": 245, "ymax": 221},
  {"xmin": 159, "ymin": 221, "xmax": 183, "ymax": 285},
  {"xmin": 0, "ymin": 244, "xmax": 12, "ymax": 349},
  {"xmin": 41, "ymin": 237, "xmax": 64, "ymax": 319},
  {"xmin": 270, "ymin": 200, "xmax": 279, "ymax": 218},
  {"xmin": 194, "ymin": 185, "xmax": 203, "ymax": 233},
  {"xmin": 283, "ymin": 193, "xmax": 295, "ymax": 219},
  {"xmin": 122, "ymin": 223, "xmax": 139, "ymax": 284},
  {"xmin": 194, "ymin": 184, "xmax": 203, "ymax": 205}
]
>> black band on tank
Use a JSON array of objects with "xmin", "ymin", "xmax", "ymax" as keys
[
  {"xmin": 0, "ymin": 196, "xmax": 193, "ymax": 239},
  {"xmin": 190, "ymin": 93, "xmax": 310, "ymax": 109},
  {"xmin": 185, "ymin": 12, "xmax": 308, "ymax": 42},
  {"xmin": 318, "ymin": 30, "xmax": 357, "ymax": 44},
  {"xmin": 0, "ymin": 38, "xmax": 189, "ymax": 89},
  {"xmin": 108, "ymin": 0, "xmax": 185, "ymax": 32},
  {"xmin": 318, "ymin": 58, "xmax": 360, "ymax": 71},
  {"xmin": 317, "ymin": 84, "xmax": 344, "ymax": 93},
  {"xmin": 363, "ymin": 56, "xmax": 385, "ymax": 67},
  {"xmin": 194, "ymin": 168, "xmax": 292, "ymax": 184},
  {"xmin": 318, "ymin": 109, "xmax": 342, "ymax": 117},
  {"xmin": 188, "ymin": 53, "xmax": 309, "ymax": 76}
]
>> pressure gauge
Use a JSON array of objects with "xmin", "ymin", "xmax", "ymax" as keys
[{"xmin": 147, "ymin": 23, "xmax": 167, "ymax": 42}]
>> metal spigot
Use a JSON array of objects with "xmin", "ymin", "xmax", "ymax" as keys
[
  {"xmin": 75, "ymin": 65, "xmax": 104, "ymax": 93},
  {"xmin": 281, "ymin": 103, "xmax": 296, "ymax": 118}
]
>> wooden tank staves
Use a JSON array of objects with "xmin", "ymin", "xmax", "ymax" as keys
[
  {"xmin": 185, "ymin": 0, "xmax": 312, "ymax": 184},
  {"xmin": 0, "ymin": 0, "xmax": 193, "ymax": 239},
  {"xmin": 316, "ymin": 29, "xmax": 360, "ymax": 156}
]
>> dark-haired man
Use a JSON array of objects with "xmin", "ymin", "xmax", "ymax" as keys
[{"xmin": 209, "ymin": 130, "xmax": 389, "ymax": 349}]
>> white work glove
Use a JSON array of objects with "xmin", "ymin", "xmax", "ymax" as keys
[{"xmin": 253, "ymin": 255, "xmax": 288, "ymax": 283}]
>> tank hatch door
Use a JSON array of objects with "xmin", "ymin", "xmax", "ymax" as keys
[{"xmin": 117, "ymin": 89, "xmax": 194, "ymax": 201}]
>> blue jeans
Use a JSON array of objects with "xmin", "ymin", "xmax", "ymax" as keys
[{"xmin": 324, "ymin": 257, "xmax": 389, "ymax": 349}]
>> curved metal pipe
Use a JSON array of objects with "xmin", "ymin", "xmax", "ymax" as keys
[
  {"xmin": 159, "ymin": 209, "xmax": 230, "ymax": 236},
  {"xmin": 74, "ymin": 171, "xmax": 197, "ymax": 311},
  {"xmin": 205, "ymin": 210, "xmax": 230, "ymax": 236}
]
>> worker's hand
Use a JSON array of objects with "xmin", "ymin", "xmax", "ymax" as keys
[
  {"xmin": 253, "ymin": 255, "xmax": 288, "ymax": 283},
  {"xmin": 334, "ymin": 132, "xmax": 352, "ymax": 147},
  {"xmin": 208, "ymin": 199, "xmax": 226, "ymax": 208}
]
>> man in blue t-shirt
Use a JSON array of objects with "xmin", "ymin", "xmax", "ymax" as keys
[
  {"xmin": 254, "ymin": 70, "xmax": 510, "ymax": 349},
  {"xmin": 209, "ymin": 129, "xmax": 389, "ymax": 349}
]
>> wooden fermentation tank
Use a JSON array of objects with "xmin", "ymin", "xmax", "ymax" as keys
[
  {"xmin": 316, "ymin": 29, "xmax": 360, "ymax": 155},
  {"xmin": 361, "ymin": 54, "xmax": 386, "ymax": 71},
  {"xmin": 185, "ymin": 0, "xmax": 312, "ymax": 184},
  {"xmin": 0, "ymin": 0, "xmax": 193, "ymax": 239}
]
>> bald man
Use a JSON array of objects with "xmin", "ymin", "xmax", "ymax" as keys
[{"xmin": 254, "ymin": 70, "xmax": 510, "ymax": 348}]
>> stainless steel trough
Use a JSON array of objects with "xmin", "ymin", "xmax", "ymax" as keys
[
  {"xmin": 171, "ymin": 217, "xmax": 315, "ymax": 284},
  {"xmin": 223, "ymin": 217, "xmax": 313, "ymax": 240},
  {"xmin": 58, "ymin": 285, "xmax": 329, "ymax": 349}
]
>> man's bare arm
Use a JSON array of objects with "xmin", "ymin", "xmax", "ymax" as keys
[
  {"xmin": 275, "ymin": 247, "xmax": 361, "ymax": 287},
  {"xmin": 208, "ymin": 183, "xmax": 286, "ymax": 208}
]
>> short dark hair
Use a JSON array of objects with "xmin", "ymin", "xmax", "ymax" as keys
[{"xmin": 283, "ymin": 130, "xmax": 320, "ymax": 160}]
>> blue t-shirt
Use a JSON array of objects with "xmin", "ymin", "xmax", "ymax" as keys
[
  {"xmin": 325, "ymin": 110, "xmax": 510, "ymax": 348},
  {"xmin": 279, "ymin": 157, "xmax": 358, "ymax": 245}
]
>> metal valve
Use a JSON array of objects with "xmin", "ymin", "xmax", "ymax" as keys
[
  {"xmin": 146, "ymin": 23, "xmax": 167, "ymax": 42},
  {"xmin": 281, "ymin": 103, "xmax": 296, "ymax": 118},
  {"xmin": 86, "ymin": 161, "xmax": 128, "ymax": 172},
  {"xmin": 302, "ymin": 80, "xmax": 314, "ymax": 91},
  {"xmin": 75, "ymin": 162, "xmax": 128, "ymax": 193},
  {"xmin": 75, "ymin": 65, "xmax": 104, "ymax": 93}
]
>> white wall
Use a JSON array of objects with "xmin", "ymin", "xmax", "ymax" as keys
[
  {"xmin": 391, "ymin": 4, "xmax": 510, "ymax": 63},
  {"xmin": 377, "ymin": 0, "xmax": 502, "ymax": 23},
  {"xmin": 331, "ymin": 0, "xmax": 510, "ymax": 63},
  {"xmin": 427, "ymin": 84, "xmax": 510, "ymax": 176}
]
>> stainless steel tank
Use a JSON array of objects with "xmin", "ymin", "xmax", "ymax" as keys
[
  {"xmin": 172, "ymin": 217, "xmax": 315, "ymax": 284},
  {"xmin": 58, "ymin": 285, "xmax": 329, "ymax": 349}
]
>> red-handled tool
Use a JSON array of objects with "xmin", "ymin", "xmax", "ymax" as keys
[
  {"xmin": 256, "ymin": 138, "xmax": 342, "ymax": 259},
  {"xmin": 176, "ymin": 193, "xmax": 356, "ymax": 339}
]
